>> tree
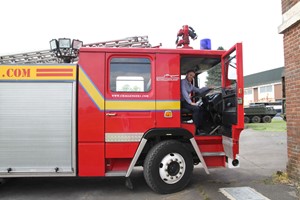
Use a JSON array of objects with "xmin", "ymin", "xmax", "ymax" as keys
[{"xmin": 205, "ymin": 46, "xmax": 224, "ymax": 87}]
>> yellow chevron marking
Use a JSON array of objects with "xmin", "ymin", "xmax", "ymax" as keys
[
  {"xmin": 79, "ymin": 67, "xmax": 104, "ymax": 110},
  {"xmin": 79, "ymin": 67, "xmax": 180, "ymax": 111}
]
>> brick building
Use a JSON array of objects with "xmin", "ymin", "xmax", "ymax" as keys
[{"xmin": 279, "ymin": 0, "xmax": 300, "ymax": 181}]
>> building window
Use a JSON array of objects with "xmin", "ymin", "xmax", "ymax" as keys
[
  {"xmin": 244, "ymin": 88, "xmax": 252, "ymax": 95},
  {"xmin": 260, "ymin": 85, "xmax": 272, "ymax": 93},
  {"xmin": 110, "ymin": 58, "xmax": 151, "ymax": 92}
]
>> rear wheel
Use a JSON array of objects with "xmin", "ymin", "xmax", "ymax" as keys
[
  {"xmin": 0, "ymin": 178, "xmax": 5, "ymax": 185},
  {"xmin": 143, "ymin": 140, "xmax": 193, "ymax": 194},
  {"xmin": 251, "ymin": 116, "xmax": 261, "ymax": 123},
  {"xmin": 262, "ymin": 115, "xmax": 272, "ymax": 123},
  {"xmin": 244, "ymin": 116, "xmax": 250, "ymax": 123}
]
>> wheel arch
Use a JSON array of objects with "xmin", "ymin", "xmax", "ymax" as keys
[
  {"xmin": 143, "ymin": 128, "xmax": 193, "ymax": 140},
  {"xmin": 141, "ymin": 128, "xmax": 195, "ymax": 163},
  {"xmin": 125, "ymin": 128, "xmax": 195, "ymax": 177}
]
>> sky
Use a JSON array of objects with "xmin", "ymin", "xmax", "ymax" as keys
[{"xmin": 0, "ymin": 0, "xmax": 284, "ymax": 76}]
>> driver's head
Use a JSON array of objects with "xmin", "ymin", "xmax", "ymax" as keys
[{"xmin": 186, "ymin": 70, "xmax": 195, "ymax": 83}]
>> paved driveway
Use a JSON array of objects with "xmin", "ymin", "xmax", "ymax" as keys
[{"xmin": 0, "ymin": 129, "xmax": 298, "ymax": 200}]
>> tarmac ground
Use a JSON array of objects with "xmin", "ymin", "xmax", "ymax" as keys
[{"xmin": 0, "ymin": 128, "xmax": 299, "ymax": 200}]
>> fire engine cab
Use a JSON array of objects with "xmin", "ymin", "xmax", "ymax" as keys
[{"xmin": 0, "ymin": 27, "xmax": 244, "ymax": 194}]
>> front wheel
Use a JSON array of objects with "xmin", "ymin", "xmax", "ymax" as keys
[{"xmin": 143, "ymin": 140, "xmax": 193, "ymax": 194}]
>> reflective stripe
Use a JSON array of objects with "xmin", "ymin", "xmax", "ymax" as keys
[
  {"xmin": 156, "ymin": 101, "xmax": 180, "ymax": 110},
  {"xmin": 105, "ymin": 133, "xmax": 144, "ymax": 142},
  {"xmin": 106, "ymin": 100, "xmax": 180, "ymax": 111},
  {"xmin": 79, "ymin": 66, "xmax": 104, "ymax": 111},
  {"xmin": 79, "ymin": 66, "xmax": 180, "ymax": 111},
  {"xmin": 106, "ymin": 101, "xmax": 155, "ymax": 111}
]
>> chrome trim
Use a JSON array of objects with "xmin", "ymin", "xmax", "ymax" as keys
[
  {"xmin": 0, "ymin": 172, "xmax": 75, "ymax": 178},
  {"xmin": 105, "ymin": 171, "xmax": 127, "ymax": 177},
  {"xmin": 190, "ymin": 138, "xmax": 209, "ymax": 174},
  {"xmin": 208, "ymin": 125, "xmax": 220, "ymax": 135},
  {"xmin": 202, "ymin": 152, "xmax": 226, "ymax": 156},
  {"xmin": 71, "ymin": 82, "xmax": 77, "ymax": 176},
  {"xmin": 105, "ymin": 133, "xmax": 144, "ymax": 142},
  {"xmin": 222, "ymin": 136, "xmax": 234, "ymax": 159},
  {"xmin": 106, "ymin": 113, "xmax": 117, "ymax": 116},
  {"xmin": 126, "ymin": 138, "xmax": 147, "ymax": 177}
]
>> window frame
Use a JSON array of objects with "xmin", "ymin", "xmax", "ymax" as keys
[
  {"xmin": 259, "ymin": 85, "xmax": 273, "ymax": 94},
  {"xmin": 109, "ymin": 57, "xmax": 152, "ymax": 93},
  {"xmin": 244, "ymin": 88, "xmax": 253, "ymax": 95}
]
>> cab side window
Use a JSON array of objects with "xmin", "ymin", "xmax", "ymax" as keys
[{"xmin": 110, "ymin": 58, "xmax": 151, "ymax": 92}]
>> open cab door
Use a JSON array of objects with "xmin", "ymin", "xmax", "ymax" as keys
[{"xmin": 221, "ymin": 43, "xmax": 244, "ymax": 167}]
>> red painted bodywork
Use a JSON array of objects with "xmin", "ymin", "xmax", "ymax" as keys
[
  {"xmin": 77, "ymin": 44, "xmax": 244, "ymax": 175},
  {"xmin": 78, "ymin": 52, "xmax": 105, "ymax": 176},
  {"xmin": 155, "ymin": 54, "xmax": 181, "ymax": 127}
]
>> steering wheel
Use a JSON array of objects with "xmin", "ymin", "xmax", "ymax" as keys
[
  {"xmin": 190, "ymin": 88, "xmax": 213, "ymax": 107},
  {"xmin": 191, "ymin": 88, "xmax": 213, "ymax": 99}
]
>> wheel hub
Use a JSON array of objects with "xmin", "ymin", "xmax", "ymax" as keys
[
  {"xmin": 167, "ymin": 161, "xmax": 180, "ymax": 176},
  {"xmin": 159, "ymin": 153, "xmax": 186, "ymax": 184}
]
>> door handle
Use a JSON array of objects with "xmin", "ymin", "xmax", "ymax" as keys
[{"xmin": 106, "ymin": 113, "xmax": 117, "ymax": 116}]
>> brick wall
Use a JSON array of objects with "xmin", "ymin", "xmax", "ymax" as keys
[
  {"xmin": 282, "ymin": 0, "xmax": 299, "ymax": 13},
  {"xmin": 281, "ymin": 0, "xmax": 300, "ymax": 181}
]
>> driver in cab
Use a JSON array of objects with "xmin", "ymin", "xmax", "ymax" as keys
[{"xmin": 181, "ymin": 70, "xmax": 212, "ymax": 135}]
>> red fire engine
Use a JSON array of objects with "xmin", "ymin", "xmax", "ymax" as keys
[{"xmin": 0, "ymin": 27, "xmax": 244, "ymax": 194}]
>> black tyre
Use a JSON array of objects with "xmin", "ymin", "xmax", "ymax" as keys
[
  {"xmin": 251, "ymin": 116, "xmax": 261, "ymax": 123},
  {"xmin": 262, "ymin": 115, "xmax": 272, "ymax": 123},
  {"xmin": 143, "ymin": 140, "xmax": 193, "ymax": 194},
  {"xmin": 0, "ymin": 178, "xmax": 5, "ymax": 185},
  {"xmin": 244, "ymin": 116, "xmax": 250, "ymax": 123}
]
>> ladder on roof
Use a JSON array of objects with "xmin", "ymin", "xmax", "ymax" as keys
[{"xmin": 0, "ymin": 36, "xmax": 151, "ymax": 64}]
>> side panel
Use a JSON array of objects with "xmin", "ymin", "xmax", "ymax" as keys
[
  {"xmin": 155, "ymin": 54, "xmax": 181, "ymax": 127},
  {"xmin": 0, "ymin": 65, "xmax": 76, "ymax": 177},
  {"xmin": 78, "ymin": 52, "xmax": 105, "ymax": 176},
  {"xmin": 105, "ymin": 143, "xmax": 139, "ymax": 158}
]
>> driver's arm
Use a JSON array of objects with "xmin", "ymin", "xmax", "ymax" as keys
[{"xmin": 193, "ymin": 86, "xmax": 211, "ymax": 96}]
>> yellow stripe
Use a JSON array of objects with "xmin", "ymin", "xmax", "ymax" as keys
[
  {"xmin": 106, "ymin": 101, "xmax": 155, "ymax": 110},
  {"xmin": 79, "ymin": 67, "xmax": 104, "ymax": 110},
  {"xmin": 78, "ymin": 67, "xmax": 180, "ymax": 111},
  {"xmin": 156, "ymin": 101, "xmax": 180, "ymax": 110},
  {"xmin": 106, "ymin": 101, "xmax": 180, "ymax": 111}
]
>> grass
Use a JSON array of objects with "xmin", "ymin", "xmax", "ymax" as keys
[
  {"xmin": 245, "ymin": 119, "xmax": 286, "ymax": 132},
  {"xmin": 271, "ymin": 171, "xmax": 300, "ymax": 197},
  {"xmin": 272, "ymin": 171, "xmax": 290, "ymax": 184}
]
